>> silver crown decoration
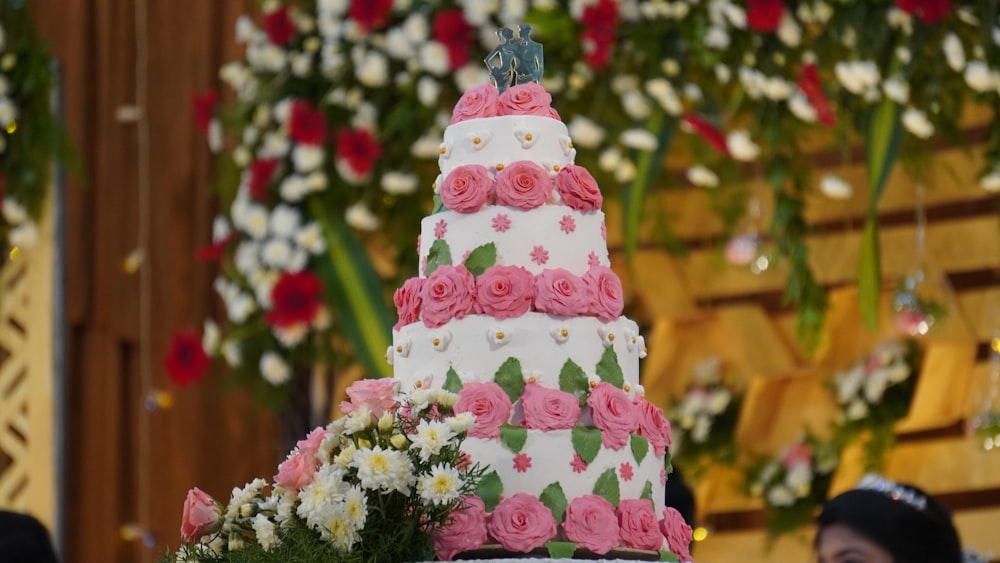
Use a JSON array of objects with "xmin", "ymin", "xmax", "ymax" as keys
[
  {"xmin": 485, "ymin": 24, "xmax": 544, "ymax": 93},
  {"xmin": 855, "ymin": 473, "xmax": 927, "ymax": 511}
]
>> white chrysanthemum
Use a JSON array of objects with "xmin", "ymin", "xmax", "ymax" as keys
[
  {"xmin": 980, "ymin": 170, "xmax": 1000, "ymax": 192},
  {"xmin": 295, "ymin": 222, "xmax": 326, "ymax": 255},
  {"xmin": 411, "ymin": 134, "xmax": 442, "ymax": 159},
  {"xmin": 343, "ymin": 485, "xmax": 367, "ymax": 528},
  {"xmin": 385, "ymin": 27, "xmax": 414, "ymax": 60},
  {"xmin": 222, "ymin": 340, "xmax": 241, "ymax": 367},
  {"xmin": 785, "ymin": 463, "xmax": 812, "ymax": 495},
  {"xmin": 274, "ymin": 324, "xmax": 308, "ymax": 348},
  {"xmin": 902, "ymin": 107, "xmax": 934, "ymax": 139},
  {"xmin": 614, "ymin": 158, "xmax": 637, "ymax": 183},
  {"xmin": 455, "ymin": 64, "xmax": 489, "ymax": 92},
  {"xmin": 225, "ymin": 291, "xmax": 256, "ymax": 324},
  {"xmin": 298, "ymin": 464, "xmax": 348, "ymax": 524},
  {"xmin": 269, "ymin": 205, "xmax": 301, "ymax": 238},
  {"xmin": 320, "ymin": 508, "xmax": 360, "ymax": 552},
  {"xmin": 620, "ymin": 128, "xmax": 658, "ymax": 152},
  {"xmin": 704, "ymin": 26, "xmax": 729, "ymax": 50},
  {"xmin": 846, "ymin": 399, "xmax": 869, "ymax": 421},
  {"xmin": 258, "ymin": 131, "xmax": 292, "ymax": 160},
  {"xmin": 227, "ymin": 478, "xmax": 268, "ymax": 520},
  {"xmin": 0, "ymin": 96, "xmax": 17, "ymax": 127},
  {"xmin": 763, "ymin": 77, "xmax": 793, "ymax": 101},
  {"xmin": 9, "ymin": 222, "xmax": 38, "ymax": 248},
  {"xmin": 690, "ymin": 414, "xmax": 711, "ymax": 443},
  {"xmin": 942, "ymin": 33, "xmax": 965, "ymax": 72},
  {"xmin": 686, "ymin": 165, "xmax": 719, "ymax": 188},
  {"xmin": 766, "ymin": 484, "xmax": 796, "ymax": 507},
  {"xmin": 417, "ymin": 76, "xmax": 441, "ymax": 107},
  {"xmin": 835, "ymin": 364, "xmax": 864, "ymax": 404},
  {"xmin": 354, "ymin": 50, "xmax": 389, "ymax": 88},
  {"xmin": 261, "ymin": 238, "xmax": 292, "ymax": 269},
  {"xmin": 351, "ymin": 445, "xmax": 416, "ymax": 494},
  {"xmin": 234, "ymin": 241, "xmax": 260, "ymax": 277},
  {"xmin": 566, "ymin": 115, "xmax": 606, "ymax": 149},
  {"xmin": 882, "ymin": 77, "xmax": 909, "ymax": 104},
  {"xmin": 252, "ymin": 514, "xmax": 279, "ymax": 551},
  {"xmin": 864, "ymin": 369, "xmax": 890, "ymax": 403},
  {"xmin": 498, "ymin": 0, "xmax": 529, "ymax": 26},
  {"xmin": 645, "ymin": 78, "xmax": 683, "ymax": 115},
  {"xmin": 202, "ymin": 319, "xmax": 221, "ymax": 353},
  {"xmin": 777, "ymin": 16, "xmax": 801, "ymax": 47},
  {"xmin": 417, "ymin": 464, "xmax": 462, "ymax": 506},
  {"xmin": 820, "ymin": 175, "xmax": 852, "ymax": 200},
  {"xmin": 344, "ymin": 407, "xmax": 373, "ymax": 435},
  {"xmin": 248, "ymin": 43, "xmax": 287, "ymax": 73},
  {"xmin": 708, "ymin": 389, "xmax": 731, "ymax": 414},
  {"xmin": 621, "ymin": 90, "xmax": 652, "ymax": 120},
  {"xmin": 446, "ymin": 412, "xmax": 475, "ymax": 434},
  {"xmin": 345, "ymin": 202, "xmax": 380, "ymax": 231},
  {"xmin": 333, "ymin": 442, "xmax": 357, "ymax": 469},
  {"xmin": 211, "ymin": 216, "xmax": 232, "ymax": 243},
  {"xmin": 411, "ymin": 419, "xmax": 456, "ymax": 461},
  {"xmin": 788, "ymin": 92, "xmax": 817, "ymax": 123},
  {"xmin": 835, "ymin": 61, "xmax": 880, "ymax": 95},
  {"xmin": 381, "ymin": 171, "xmax": 418, "ymax": 195},
  {"xmin": 463, "ymin": 0, "xmax": 497, "ymax": 25},
  {"xmin": 1, "ymin": 197, "xmax": 27, "ymax": 224},
  {"xmin": 597, "ymin": 147, "xmax": 621, "ymax": 173},
  {"xmin": 964, "ymin": 61, "xmax": 997, "ymax": 92},
  {"xmin": 292, "ymin": 145, "xmax": 325, "ymax": 173},
  {"xmin": 260, "ymin": 352, "xmax": 291, "ymax": 386},
  {"xmin": 726, "ymin": 130, "xmax": 760, "ymax": 161},
  {"xmin": 419, "ymin": 42, "xmax": 450, "ymax": 76}
]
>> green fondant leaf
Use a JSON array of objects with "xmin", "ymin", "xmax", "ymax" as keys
[
  {"xmin": 559, "ymin": 359, "xmax": 590, "ymax": 406},
  {"xmin": 640, "ymin": 481, "xmax": 653, "ymax": 502},
  {"xmin": 432, "ymin": 192, "xmax": 445, "ymax": 214},
  {"xmin": 572, "ymin": 427, "xmax": 602, "ymax": 465},
  {"xmin": 540, "ymin": 482, "xmax": 569, "ymax": 523},
  {"xmin": 546, "ymin": 542, "xmax": 578, "ymax": 559},
  {"xmin": 494, "ymin": 357, "xmax": 525, "ymax": 402},
  {"xmin": 443, "ymin": 367, "xmax": 464, "ymax": 393},
  {"xmin": 631, "ymin": 434, "xmax": 649, "ymax": 464},
  {"xmin": 595, "ymin": 346, "xmax": 624, "ymax": 388},
  {"xmin": 477, "ymin": 471, "xmax": 503, "ymax": 512},
  {"xmin": 593, "ymin": 467, "xmax": 621, "ymax": 507},
  {"xmin": 426, "ymin": 238, "xmax": 452, "ymax": 276},
  {"xmin": 659, "ymin": 550, "xmax": 680, "ymax": 562},
  {"xmin": 664, "ymin": 453, "xmax": 673, "ymax": 477},
  {"xmin": 463, "ymin": 242, "xmax": 497, "ymax": 276},
  {"xmin": 500, "ymin": 424, "xmax": 528, "ymax": 453}
]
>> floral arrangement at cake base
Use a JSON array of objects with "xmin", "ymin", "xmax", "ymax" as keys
[
  {"xmin": 746, "ymin": 435, "xmax": 838, "ymax": 540},
  {"xmin": 668, "ymin": 357, "xmax": 742, "ymax": 480},
  {"xmin": 830, "ymin": 339, "xmax": 921, "ymax": 472},
  {"xmin": 165, "ymin": 378, "xmax": 484, "ymax": 563}
]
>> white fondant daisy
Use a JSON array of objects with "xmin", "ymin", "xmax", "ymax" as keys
[
  {"xmin": 394, "ymin": 338, "xmax": 412, "ymax": 358},
  {"xmin": 430, "ymin": 330, "xmax": 452, "ymax": 351},
  {"xmin": 598, "ymin": 326, "xmax": 616, "ymax": 348},
  {"xmin": 514, "ymin": 127, "xmax": 539, "ymax": 149},
  {"xmin": 488, "ymin": 327, "xmax": 512, "ymax": 347},
  {"xmin": 468, "ymin": 130, "xmax": 492, "ymax": 151},
  {"xmin": 550, "ymin": 325, "xmax": 570, "ymax": 343}
]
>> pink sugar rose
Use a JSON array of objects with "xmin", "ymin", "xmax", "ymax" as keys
[
  {"xmin": 487, "ymin": 493, "xmax": 557, "ymax": 553},
  {"xmin": 451, "ymin": 84, "xmax": 502, "ymax": 123},
  {"xmin": 393, "ymin": 277, "xmax": 425, "ymax": 329},
  {"xmin": 455, "ymin": 381, "xmax": 513, "ymax": 439},
  {"xmin": 180, "ymin": 487, "xmax": 221, "ymax": 542},
  {"xmin": 555, "ymin": 165, "xmax": 603, "ymax": 212},
  {"xmin": 420, "ymin": 264, "xmax": 477, "ymax": 328},
  {"xmin": 587, "ymin": 382, "xmax": 639, "ymax": 450},
  {"xmin": 780, "ymin": 441, "xmax": 813, "ymax": 469},
  {"xmin": 440, "ymin": 165, "xmax": 492, "ymax": 213},
  {"xmin": 340, "ymin": 378, "xmax": 399, "ymax": 418},
  {"xmin": 634, "ymin": 396, "xmax": 672, "ymax": 456},
  {"xmin": 433, "ymin": 496, "xmax": 489, "ymax": 560},
  {"xmin": 475, "ymin": 265, "xmax": 535, "ymax": 319},
  {"xmin": 274, "ymin": 450, "xmax": 319, "ymax": 491},
  {"xmin": 618, "ymin": 499, "xmax": 663, "ymax": 551},
  {"xmin": 562, "ymin": 495, "xmax": 620, "ymax": 554},
  {"xmin": 498, "ymin": 82, "xmax": 554, "ymax": 117},
  {"xmin": 660, "ymin": 507, "xmax": 693, "ymax": 562},
  {"xmin": 494, "ymin": 160, "xmax": 552, "ymax": 209},
  {"xmin": 534, "ymin": 268, "xmax": 586, "ymax": 317},
  {"xmin": 520, "ymin": 382, "xmax": 581, "ymax": 431},
  {"xmin": 583, "ymin": 265, "xmax": 624, "ymax": 321}
]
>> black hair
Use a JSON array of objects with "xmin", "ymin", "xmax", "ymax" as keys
[
  {"xmin": 816, "ymin": 484, "xmax": 963, "ymax": 563},
  {"xmin": 0, "ymin": 511, "xmax": 59, "ymax": 563}
]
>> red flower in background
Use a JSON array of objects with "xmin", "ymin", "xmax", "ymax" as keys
[
  {"xmin": 580, "ymin": 0, "xmax": 619, "ymax": 71},
  {"xmin": 197, "ymin": 233, "xmax": 238, "ymax": 262},
  {"xmin": 192, "ymin": 90, "xmax": 218, "ymax": 134},
  {"xmin": 267, "ymin": 271, "xmax": 324, "ymax": 328},
  {"xmin": 895, "ymin": 0, "xmax": 953, "ymax": 24},
  {"xmin": 747, "ymin": 0, "xmax": 785, "ymax": 33},
  {"xmin": 289, "ymin": 100, "xmax": 328, "ymax": 146},
  {"xmin": 681, "ymin": 114, "xmax": 730, "ymax": 156},
  {"xmin": 263, "ymin": 6, "xmax": 296, "ymax": 46},
  {"xmin": 164, "ymin": 330, "xmax": 210, "ymax": 386},
  {"xmin": 433, "ymin": 9, "xmax": 473, "ymax": 70},
  {"xmin": 248, "ymin": 158, "xmax": 280, "ymax": 200},
  {"xmin": 350, "ymin": 0, "xmax": 392, "ymax": 32},
  {"xmin": 336, "ymin": 128, "xmax": 381, "ymax": 179},
  {"xmin": 798, "ymin": 63, "xmax": 836, "ymax": 127}
]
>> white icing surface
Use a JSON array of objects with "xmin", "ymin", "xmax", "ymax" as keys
[
  {"xmin": 439, "ymin": 115, "xmax": 576, "ymax": 179},
  {"xmin": 419, "ymin": 206, "xmax": 608, "ymax": 277},
  {"xmin": 391, "ymin": 313, "xmax": 642, "ymax": 391}
]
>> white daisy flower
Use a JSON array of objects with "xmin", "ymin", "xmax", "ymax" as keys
[
  {"xmin": 726, "ymin": 130, "xmax": 760, "ymax": 161},
  {"xmin": 252, "ymin": 514, "xmax": 279, "ymax": 551},
  {"xmin": 381, "ymin": 171, "xmax": 418, "ymax": 195},
  {"xmin": 686, "ymin": 165, "xmax": 719, "ymax": 188},
  {"xmin": 417, "ymin": 464, "xmax": 462, "ymax": 506},
  {"xmin": 418, "ymin": 42, "xmax": 449, "ymax": 76},
  {"xmin": 222, "ymin": 340, "xmax": 242, "ymax": 367},
  {"xmin": 411, "ymin": 420, "xmax": 456, "ymax": 461},
  {"xmin": 446, "ymin": 412, "xmax": 475, "ymax": 434},
  {"xmin": 292, "ymin": 145, "xmax": 325, "ymax": 173},
  {"xmin": 260, "ymin": 352, "xmax": 291, "ymax": 385},
  {"xmin": 345, "ymin": 202, "xmax": 380, "ymax": 231},
  {"xmin": 296, "ymin": 222, "xmax": 327, "ymax": 255},
  {"xmin": 261, "ymin": 238, "xmax": 292, "ymax": 269},
  {"xmin": 902, "ymin": 107, "xmax": 934, "ymax": 139},
  {"xmin": 942, "ymin": 33, "xmax": 965, "ymax": 72},
  {"xmin": 417, "ymin": 76, "xmax": 441, "ymax": 107},
  {"xmin": 788, "ymin": 92, "xmax": 817, "ymax": 123},
  {"xmin": 351, "ymin": 446, "xmax": 415, "ymax": 494},
  {"xmin": 202, "ymin": 319, "xmax": 220, "ymax": 353},
  {"xmin": 980, "ymin": 170, "xmax": 1000, "ymax": 192},
  {"xmin": 820, "ymin": 175, "xmax": 853, "ymax": 200}
]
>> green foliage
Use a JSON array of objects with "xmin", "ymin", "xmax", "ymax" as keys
[
  {"xmin": 500, "ymin": 424, "xmax": 528, "ymax": 453},
  {"xmin": 425, "ymin": 238, "xmax": 452, "ymax": 276},
  {"xmin": 640, "ymin": 480, "xmax": 653, "ymax": 502},
  {"xmin": 558, "ymin": 359, "xmax": 590, "ymax": 406},
  {"xmin": 595, "ymin": 347, "xmax": 624, "ymax": 389},
  {"xmin": 477, "ymin": 471, "xmax": 503, "ymax": 512},
  {"xmin": 442, "ymin": 366, "xmax": 463, "ymax": 393},
  {"xmin": 545, "ymin": 541, "xmax": 579, "ymax": 559},
  {"xmin": 592, "ymin": 468, "xmax": 621, "ymax": 508},
  {"xmin": 539, "ymin": 482, "xmax": 569, "ymax": 523},
  {"xmin": 493, "ymin": 357, "xmax": 525, "ymax": 402},
  {"xmin": 631, "ymin": 434, "xmax": 649, "ymax": 464},
  {"xmin": 571, "ymin": 426, "xmax": 602, "ymax": 465},
  {"xmin": 463, "ymin": 242, "xmax": 497, "ymax": 276}
]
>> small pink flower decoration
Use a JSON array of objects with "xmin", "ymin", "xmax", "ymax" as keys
[
  {"xmin": 435, "ymin": 219, "xmax": 448, "ymax": 239},
  {"xmin": 487, "ymin": 493, "xmax": 557, "ymax": 553},
  {"xmin": 433, "ymin": 496, "xmax": 489, "ymax": 560},
  {"xmin": 393, "ymin": 277, "xmax": 425, "ymax": 330},
  {"xmin": 492, "ymin": 213, "xmax": 511, "ymax": 232},
  {"xmin": 583, "ymin": 265, "xmax": 624, "ymax": 321},
  {"xmin": 455, "ymin": 381, "xmax": 513, "ymax": 440},
  {"xmin": 495, "ymin": 160, "xmax": 552, "ymax": 209},
  {"xmin": 530, "ymin": 245, "xmax": 550, "ymax": 266},
  {"xmin": 620, "ymin": 462, "xmax": 634, "ymax": 481},
  {"xmin": 513, "ymin": 453, "xmax": 532, "ymax": 472},
  {"xmin": 475, "ymin": 265, "xmax": 535, "ymax": 319},
  {"xmin": 555, "ymin": 164, "xmax": 603, "ymax": 212},
  {"xmin": 562, "ymin": 495, "xmax": 620, "ymax": 554},
  {"xmin": 571, "ymin": 454, "xmax": 588, "ymax": 473},
  {"xmin": 420, "ymin": 264, "xmax": 477, "ymax": 328},
  {"xmin": 634, "ymin": 396, "xmax": 672, "ymax": 456},
  {"xmin": 660, "ymin": 507, "xmax": 693, "ymax": 562},
  {"xmin": 451, "ymin": 83, "xmax": 502, "ymax": 123},
  {"xmin": 588, "ymin": 382, "xmax": 639, "ymax": 450},
  {"xmin": 660, "ymin": 466, "xmax": 667, "ymax": 486},
  {"xmin": 618, "ymin": 499, "xmax": 663, "ymax": 551},
  {"xmin": 535, "ymin": 268, "xmax": 585, "ymax": 317},
  {"xmin": 180, "ymin": 487, "xmax": 221, "ymax": 542},
  {"xmin": 520, "ymin": 382, "xmax": 581, "ymax": 430},
  {"xmin": 498, "ymin": 82, "xmax": 555, "ymax": 117},
  {"xmin": 440, "ymin": 164, "xmax": 492, "ymax": 213},
  {"xmin": 560, "ymin": 214, "xmax": 576, "ymax": 234},
  {"xmin": 588, "ymin": 251, "xmax": 600, "ymax": 267},
  {"xmin": 340, "ymin": 378, "xmax": 400, "ymax": 418}
]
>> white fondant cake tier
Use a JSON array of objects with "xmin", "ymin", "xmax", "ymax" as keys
[
  {"xmin": 390, "ymin": 313, "xmax": 643, "ymax": 391},
  {"xmin": 419, "ymin": 206, "xmax": 609, "ymax": 277},
  {"xmin": 438, "ymin": 115, "xmax": 576, "ymax": 180}
]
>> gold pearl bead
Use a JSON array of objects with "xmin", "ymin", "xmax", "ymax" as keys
[
  {"xmin": 496, "ymin": 163, "xmax": 504, "ymax": 170},
  {"xmin": 624, "ymin": 385, "xmax": 631, "ymax": 392},
  {"xmin": 553, "ymin": 164, "xmax": 561, "ymax": 172},
  {"xmin": 525, "ymin": 133, "xmax": 533, "ymax": 141},
  {"xmin": 433, "ymin": 338, "xmax": 441, "ymax": 346},
  {"xmin": 496, "ymin": 331, "xmax": 505, "ymax": 340},
  {"xmin": 415, "ymin": 380, "xmax": 423, "ymax": 388},
  {"xmin": 561, "ymin": 329, "xmax": 569, "ymax": 337},
  {"xmin": 608, "ymin": 333, "xmax": 615, "ymax": 341},
  {"xmin": 473, "ymin": 137, "xmax": 481, "ymax": 144},
  {"xmin": 568, "ymin": 142, "xmax": 574, "ymax": 148},
  {"xmin": 589, "ymin": 381, "xmax": 597, "ymax": 388},
  {"xmin": 439, "ymin": 147, "xmax": 447, "ymax": 154},
  {"xmin": 528, "ymin": 376, "xmax": 536, "ymax": 383},
  {"xmin": 396, "ymin": 345, "xmax": 403, "ymax": 353}
]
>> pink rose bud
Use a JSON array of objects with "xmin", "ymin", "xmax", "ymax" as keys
[
  {"xmin": 587, "ymin": 382, "xmax": 639, "ymax": 451},
  {"xmin": 179, "ymin": 487, "xmax": 221, "ymax": 542},
  {"xmin": 451, "ymin": 84, "xmax": 502, "ymax": 123},
  {"xmin": 583, "ymin": 265, "xmax": 624, "ymax": 321},
  {"xmin": 520, "ymin": 382, "xmax": 581, "ymax": 431},
  {"xmin": 660, "ymin": 507, "xmax": 693, "ymax": 562},
  {"xmin": 617, "ymin": 499, "xmax": 663, "ymax": 551},
  {"xmin": 455, "ymin": 381, "xmax": 513, "ymax": 439},
  {"xmin": 394, "ymin": 277, "xmax": 425, "ymax": 330},
  {"xmin": 340, "ymin": 378, "xmax": 400, "ymax": 418},
  {"xmin": 555, "ymin": 165, "xmax": 603, "ymax": 212},
  {"xmin": 499, "ymin": 82, "xmax": 555, "ymax": 117},
  {"xmin": 420, "ymin": 264, "xmax": 477, "ymax": 328},
  {"xmin": 494, "ymin": 160, "xmax": 552, "ymax": 210},
  {"xmin": 534, "ymin": 268, "xmax": 586, "ymax": 317},
  {"xmin": 274, "ymin": 450, "xmax": 319, "ymax": 491},
  {"xmin": 441, "ymin": 165, "xmax": 492, "ymax": 213},
  {"xmin": 487, "ymin": 493, "xmax": 557, "ymax": 553},
  {"xmin": 433, "ymin": 496, "xmax": 489, "ymax": 560},
  {"xmin": 562, "ymin": 494, "xmax": 620, "ymax": 554},
  {"xmin": 780, "ymin": 441, "xmax": 813, "ymax": 469},
  {"xmin": 475, "ymin": 265, "xmax": 535, "ymax": 319},
  {"xmin": 634, "ymin": 396, "xmax": 672, "ymax": 456}
]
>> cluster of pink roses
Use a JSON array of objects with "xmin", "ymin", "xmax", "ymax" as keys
[
  {"xmin": 450, "ymin": 82, "xmax": 559, "ymax": 124},
  {"xmin": 393, "ymin": 263, "xmax": 625, "ymax": 329},
  {"xmin": 440, "ymin": 161, "xmax": 603, "ymax": 213},
  {"xmin": 433, "ymin": 493, "xmax": 692, "ymax": 560}
]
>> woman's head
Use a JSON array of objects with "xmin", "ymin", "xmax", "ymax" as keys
[{"xmin": 815, "ymin": 476, "xmax": 963, "ymax": 563}]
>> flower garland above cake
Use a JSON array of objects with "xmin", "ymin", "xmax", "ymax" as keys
[{"xmin": 668, "ymin": 357, "xmax": 743, "ymax": 479}]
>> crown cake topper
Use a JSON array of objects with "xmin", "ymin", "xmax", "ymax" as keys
[
  {"xmin": 485, "ymin": 24, "xmax": 544, "ymax": 93},
  {"xmin": 855, "ymin": 473, "xmax": 927, "ymax": 511}
]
